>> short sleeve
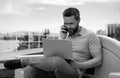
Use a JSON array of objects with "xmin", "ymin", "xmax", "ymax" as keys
[{"xmin": 88, "ymin": 33, "xmax": 101, "ymax": 51}]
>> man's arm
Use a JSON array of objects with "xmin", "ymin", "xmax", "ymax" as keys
[
  {"xmin": 71, "ymin": 48, "xmax": 102, "ymax": 69},
  {"xmin": 71, "ymin": 33, "xmax": 102, "ymax": 69}
]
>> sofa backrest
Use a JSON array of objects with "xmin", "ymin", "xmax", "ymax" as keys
[{"xmin": 94, "ymin": 35, "xmax": 120, "ymax": 78}]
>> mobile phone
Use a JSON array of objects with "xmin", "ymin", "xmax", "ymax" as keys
[
  {"xmin": 61, "ymin": 25, "xmax": 69, "ymax": 38},
  {"xmin": 63, "ymin": 25, "xmax": 68, "ymax": 32}
]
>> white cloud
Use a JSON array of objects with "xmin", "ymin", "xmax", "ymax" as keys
[
  {"xmin": 35, "ymin": 7, "xmax": 45, "ymax": 10},
  {"xmin": 24, "ymin": 0, "xmax": 120, "ymax": 5},
  {"xmin": 0, "ymin": 0, "xmax": 119, "ymax": 15},
  {"xmin": 0, "ymin": 0, "xmax": 31, "ymax": 15},
  {"xmin": 25, "ymin": 0, "xmax": 84, "ymax": 5}
]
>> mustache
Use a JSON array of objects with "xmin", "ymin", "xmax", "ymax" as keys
[{"xmin": 67, "ymin": 28, "xmax": 73, "ymax": 30}]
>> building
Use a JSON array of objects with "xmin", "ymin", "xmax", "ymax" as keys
[{"xmin": 107, "ymin": 23, "xmax": 120, "ymax": 40}]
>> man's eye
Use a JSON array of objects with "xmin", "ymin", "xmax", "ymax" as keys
[
  {"xmin": 64, "ymin": 23, "xmax": 68, "ymax": 25},
  {"xmin": 70, "ymin": 23, "xmax": 74, "ymax": 25}
]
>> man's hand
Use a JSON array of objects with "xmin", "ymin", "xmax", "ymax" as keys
[
  {"xmin": 60, "ymin": 25, "xmax": 69, "ymax": 39},
  {"xmin": 70, "ymin": 60, "xmax": 79, "ymax": 69}
]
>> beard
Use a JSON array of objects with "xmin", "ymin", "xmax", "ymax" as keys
[{"xmin": 68, "ymin": 26, "xmax": 79, "ymax": 36}]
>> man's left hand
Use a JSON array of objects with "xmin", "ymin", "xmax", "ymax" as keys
[{"xmin": 70, "ymin": 60, "xmax": 79, "ymax": 69}]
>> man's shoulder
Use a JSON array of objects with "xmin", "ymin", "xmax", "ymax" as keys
[{"xmin": 81, "ymin": 27, "xmax": 96, "ymax": 36}]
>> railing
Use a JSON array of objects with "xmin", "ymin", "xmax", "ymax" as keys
[{"xmin": 0, "ymin": 34, "xmax": 59, "ymax": 52}]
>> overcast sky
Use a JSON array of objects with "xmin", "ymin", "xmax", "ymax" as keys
[{"xmin": 0, "ymin": 0, "xmax": 120, "ymax": 33}]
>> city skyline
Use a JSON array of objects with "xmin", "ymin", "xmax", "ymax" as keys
[{"xmin": 0, "ymin": 0, "xmax": 120, "ymax": 33}]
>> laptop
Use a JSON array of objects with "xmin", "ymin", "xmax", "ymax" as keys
[{"xmin": 43, "ymin": 39, "xmax": 72, "ymax": 59}]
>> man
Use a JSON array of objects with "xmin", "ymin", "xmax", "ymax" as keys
[{"xmin": 4, "ymin": 7, "xmax": 102, "ymax": 78}]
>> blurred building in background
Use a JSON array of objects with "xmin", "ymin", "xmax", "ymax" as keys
[{"xmin": 107, "ymin": 23, "xmax": 120, "ymax": 41}]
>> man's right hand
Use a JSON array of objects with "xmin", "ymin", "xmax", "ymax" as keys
[{"xmin": 60, "ymin": 25, "xmax": 68, "ymax": 39}]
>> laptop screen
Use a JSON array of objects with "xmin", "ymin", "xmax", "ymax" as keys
[{"xmin": 43, "ymin": 39, "xmax": 72, "ymax": 59}]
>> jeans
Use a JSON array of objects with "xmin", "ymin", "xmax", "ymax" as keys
[{"xmin": 22, "ymin": 56, "xmax": 80, "ymax": 78}]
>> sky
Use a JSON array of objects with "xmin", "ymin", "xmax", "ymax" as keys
[{"xmin": 0, "ymin": 0, "xmax": 120, "ymax": 34}]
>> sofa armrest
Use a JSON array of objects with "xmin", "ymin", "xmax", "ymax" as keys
[
  {"xmin": 16, "ymin": 54, "xmax": 44, "ymax": 59},
  {"xmin": 109, "ymin": 72, "xmax": 120, "ymax": 78}
]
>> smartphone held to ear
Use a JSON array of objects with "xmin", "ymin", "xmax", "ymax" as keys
[
  {"xmin": 60, "ymin": 25, "xmax": 69, "ymax": 39},
  {"xmin": 62, "ymin": 25, "xmax": 68, "ymax": 33}
]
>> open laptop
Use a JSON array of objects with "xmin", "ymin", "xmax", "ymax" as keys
[{"xmin": 43, "ymin": 39, "xmax": 72, "ymax": 59}]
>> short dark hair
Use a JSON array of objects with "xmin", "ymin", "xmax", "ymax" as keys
[{"xmin": 63, "ymin": 7, "xmax": 80, "ymax": 21}]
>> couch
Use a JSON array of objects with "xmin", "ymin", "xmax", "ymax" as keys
[{"xmin": 15, "ymin": 35, "xmax": 120, "ymax": 78}]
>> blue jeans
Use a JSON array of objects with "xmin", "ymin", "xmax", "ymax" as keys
[{"xmin": 23, "ymin": 56, "xmax": 79, "ymax": 78}]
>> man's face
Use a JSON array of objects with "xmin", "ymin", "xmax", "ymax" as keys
[{"xmin": 63, "ymin": 15, "xmax": 79, "ymax": 35}]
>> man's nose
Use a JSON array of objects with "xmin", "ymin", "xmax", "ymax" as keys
[{"xmin": 66, "ymin": 24, "xmax": 71, "ymax": 29}]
